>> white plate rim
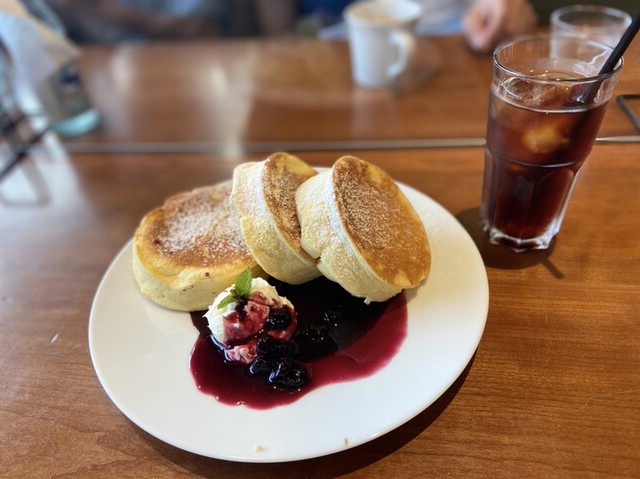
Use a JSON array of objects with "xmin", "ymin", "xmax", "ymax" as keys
[{"xmin": 89, "ymin": 180, "xmax": 489, "ymax": 463}]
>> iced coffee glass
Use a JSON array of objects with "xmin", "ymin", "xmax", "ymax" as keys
[{"xmin": 480, "ymin": 34, "xmax": 622, "ymax": 252}]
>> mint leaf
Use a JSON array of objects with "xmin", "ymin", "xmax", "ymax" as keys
[
  {"xmin": 234, "ymin": 267, "xmax": 253, "ymax": 299},
  {"xmin": 216, "ymin": 267, "xmax": 253, "ymax": 310},
  {"xmin": 216, "ymin": 294, "xmax": 236, "ymax": 309}
]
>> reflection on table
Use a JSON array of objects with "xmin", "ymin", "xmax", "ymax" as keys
[{"xmin": 67, "ymin": 35, "xmax": 640, "ymax": 151}]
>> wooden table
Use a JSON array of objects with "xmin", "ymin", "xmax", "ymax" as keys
[
  {"xmin": 1, "ymin": 34, "xmax": 639, "ymax": 478},
  {"xmin": 68, "ymin": 35, "xmax": 640, "ymax": 149}
]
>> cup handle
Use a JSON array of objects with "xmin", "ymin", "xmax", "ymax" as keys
[{"xmin": 387, "ymin": 30, "xmax": 416, "ymax": 82}]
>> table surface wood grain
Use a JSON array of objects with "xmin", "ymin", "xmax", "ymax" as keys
[
  {"xmin": 1, "ymin": 33, "xmax": 639, "ymax": 478},
  {"xmin": 68, "ymin": 35, "xmax": 640, "ymax": 148}
]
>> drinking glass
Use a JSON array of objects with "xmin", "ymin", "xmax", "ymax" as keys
[
  {"xmin": 551, "ymin": 5, "xmax": 632, "ymax": 48},
  {"xmin": 480, "ymin": 34, "xmax": 622, "ymax": 252}
]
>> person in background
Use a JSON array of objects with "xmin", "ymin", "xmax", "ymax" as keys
[
  {"xmin": 301, "ymin": 0, "xmax": 538, "ymax": 53},
  {"xmin": 463, "ymin": 0, "xmax": 537, "ymax": 53},
  {"xmin": 37, "ymin": 0, "xmax": 297, "ymax": 41},
  {"xmin": 36, "ymin": 0, "xmax": 538, "ymax": 54}
]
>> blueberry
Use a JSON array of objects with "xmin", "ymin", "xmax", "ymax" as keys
[
  {"xmin": 256, "ymin": 336, "xmax": 275, "ymax": 356},
  {"xmin": 266, "ymin": 308, "xmax": 292, "ymax": 330},
  {"xmin": 267, "ymin": 358, "xmax": 308, "ymax": 389},
  {"xmin": 303, "ymin": 325, "xmax": 332, "ymax": 346},
  {"xmin": 294, "ymin": 325, "xmax": 338, "ymax": 361},
  {"xmin": 256, "ymin": 336, "xmax": 298, "ymax": 358},
  {"xmin": 248, "ymin": 355, "xmax": 272, "ymax": 377}
]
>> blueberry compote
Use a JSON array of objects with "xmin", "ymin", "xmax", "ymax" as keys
[{"xmin": 190, "ymin": 277, "xmax": 408, "ymax": 409}]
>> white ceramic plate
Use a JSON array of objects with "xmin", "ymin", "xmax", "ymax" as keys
[{"xmin": 89, "ymin": 182, "xmax": 489, "ymax": 463}]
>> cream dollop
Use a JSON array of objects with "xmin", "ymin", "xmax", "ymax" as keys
[{"xmin": 203, "ymin": 277, "xmax": 296, "ymax": 364}]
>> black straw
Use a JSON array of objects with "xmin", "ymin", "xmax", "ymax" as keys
[
  {"xmin": 560, "ymin": 15, "xmax": 639, "ymax": 162},
  {"xmin": 598, "ymin": 12, "xmax": 640, "ymax": 75},
  {"xmin": 578, "ymin": 12, "xmax": 640, "ymax": 105}
]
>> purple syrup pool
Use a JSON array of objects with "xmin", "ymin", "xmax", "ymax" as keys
[{"xmin": 190, "ymin": 277, "xmax": 408, "ymax": 410}]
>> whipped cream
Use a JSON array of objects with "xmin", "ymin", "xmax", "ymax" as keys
[{"xmin": 204, "ymin": 277, "xmax": 296, "ymax": 364}]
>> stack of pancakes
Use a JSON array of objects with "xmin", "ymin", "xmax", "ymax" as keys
[{"xmin": 133, "ymin": 153, "xmax": 430, "ymax": 311}]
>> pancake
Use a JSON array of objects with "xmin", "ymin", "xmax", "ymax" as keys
[
  {"xmin": 295, "ymin": 155, "xmax": 430, "ymax": 302},
  {"xmin": 230, "ymin": 153, "xmax": 321, "ymax": 284},
  {"xmin": 132, "ymin": 182, "xmax": 263, "ymax": 311}
]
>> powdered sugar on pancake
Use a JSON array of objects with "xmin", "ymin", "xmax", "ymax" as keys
[
  {"xmin": 332, "ymin": 157, "xmax": 429, "ymax": 285},
  {"xmin": 152, "ymin": 183, "xmax": 252, "ymax": 267}
]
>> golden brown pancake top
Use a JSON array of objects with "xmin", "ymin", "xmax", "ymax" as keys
[
  {"xmin": 141, "ymin": 183, "xmax": 253, "ymax": 268},
  {"xmin": 332, "ymin": 156, "xmax": 430, "ymax": 285}
]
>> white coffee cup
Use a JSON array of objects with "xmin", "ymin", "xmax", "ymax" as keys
[{"xmin": 345, "ymin": 0, "xmax": 423, "ymax": 88}]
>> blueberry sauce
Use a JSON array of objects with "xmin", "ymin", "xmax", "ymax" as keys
[{"xmin": 190, "ymin": 277, "xmax": 408, "ymax": 410}]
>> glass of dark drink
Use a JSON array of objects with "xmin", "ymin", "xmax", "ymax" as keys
[{"xmin": 480, "ymin": 34, "xmax": 623, "ymax": 252}]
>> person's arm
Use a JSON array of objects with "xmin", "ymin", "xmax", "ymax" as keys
[{"xmin": 462, "ymin": 0, "xmax": 538, "ymax": 53}]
